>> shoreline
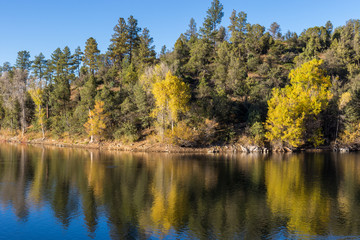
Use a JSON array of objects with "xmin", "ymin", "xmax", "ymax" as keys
[{"xmin": 0, "ymin": 135, "xmax": 351, "ymax": 153}]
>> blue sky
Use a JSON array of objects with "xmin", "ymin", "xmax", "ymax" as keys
[{"xmin": 1, "ymin": 0, "xmax": 360, "ymax": 65}]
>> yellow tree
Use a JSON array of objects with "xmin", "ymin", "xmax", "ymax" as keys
[
  {"xmin": 29, "ymin": 88, "xmax": 46, "ymax": 139},
  {"xmin": 84, "ymin": 100, "xmax": 107, "ymax": 143},
  {"xmin": 265, "ymin": 59, "xmax": 333, "ymax": 148},
  {"xmin": 151, "ymin": 71, "xmax": 190, "ymax": 138}
]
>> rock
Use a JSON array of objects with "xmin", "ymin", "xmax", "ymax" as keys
[
  {"xmin": 240, "ymin": 145, "xmax": 249, "ymax": 153},
  {"xmin": 284, "ymin": 147, "xmax": 293, "ymax": 152},
  {"xmin": 248, "ymin": 145, "xmax": 262, "ymax": 152},
  {"xmin": 207, "ymin": 148, "xmax": 218, "ymax": 153},
  {"xmin": 339, "ymin": 147, "xmax": 349, "ymax": 153}
]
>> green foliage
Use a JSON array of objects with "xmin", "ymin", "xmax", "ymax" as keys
[
  {"xmin": 2, "ymin": 4, "xmax": 360, "ymax": 147},
  {"xmin": 113, "ymin": 121, "xmax": 139, "ymax": 143},
  {"xmin": 83, "ymin": 37, "xmax": 100, "ymax": 75},
  {"xmin": 16, "ymin": 50, "xmax": 31, "ymax": 70},
  {"xmin": 200, "ymin": 0, "xmax": 224, "ymax": 43}
]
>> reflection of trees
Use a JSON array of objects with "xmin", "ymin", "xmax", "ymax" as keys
[
  {"xmin": 265, "ymin": 154, "xmax": 331, "ymax": 236},
  {"xmin": 0, "ymin": 147, "xmax": 274, "ymax": 239},
  {"xmin": 2, "ymin": 146, "xmax": 360, "ymax": 238},
  {"xmin": 333, "ymin": 153, "xmax": 360, "ymax": 235},
  {"xmin": 0, "ymin": 144, "xmax": 30, "ymax": 221}
]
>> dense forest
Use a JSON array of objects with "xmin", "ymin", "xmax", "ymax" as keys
[{"xmin": 1, "ymin": 0, "xmax": 360, "ymax": 149}]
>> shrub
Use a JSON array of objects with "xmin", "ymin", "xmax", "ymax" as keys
[{"xmin": 113, "ymin": 121, "xmax": 139, "ymax": 143}]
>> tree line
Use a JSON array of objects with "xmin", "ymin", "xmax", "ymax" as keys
[{"xmin": 1, "ymin": 0, "xmax": 360, "ymax": 148}]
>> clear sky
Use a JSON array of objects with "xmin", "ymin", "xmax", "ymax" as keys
[{"xmin": 1, "ymin": 0, "xmax": 360, "ymax": 65}]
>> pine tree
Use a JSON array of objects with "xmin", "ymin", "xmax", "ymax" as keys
[
  {"xmin": 185, "ymin": 18, "xmax": 198, "ymax": 40},
  {"xmin": 127, "ymin": 15, "xmax": 141, "ymax": 63},
  {"xmin": 84, "ymin": 37, "xmax": 100, "ymax": 75},
  {"xmin": 134, "ymin": 28, "xmax": 156, "ymax": 70},
  {"xmin": 72, "ymin": 46, "xmax": 83, "ymax": 76},
  {"xmin": 48, "ymin": 48, "xmax": 71, "ymax": 133},
  {"xmin": 269, "ymin": 22, "xmax": 281, "ymax": 40},
  {"xmin": 16, "ymin": 50, "xmax": 31, "ymax": 70},
  {"xmin": 15, "ymin": 51, "xmax": 31, "ymax": 135},
  {"xmin": 109, "ymin": 17, "xmax": 128, "ymax": 67},
  {"xmin": 32, "ymin": 53, "xmax": 47, "ymax": 89},
  {"xmin": 200, "ymin": 0, "xmax": 224, "ymax": 44},
  {"xmin": 228, "ymin": 10, "xmax": 247, "ymax": 45}
]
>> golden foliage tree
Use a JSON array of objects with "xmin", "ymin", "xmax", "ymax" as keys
[
  {"xmin": 265, "ymin": 59, "xmax": 333, "ymax": 148},
  {"xmin": 84, "ymin": 100, "xmax": 107, "ymax": 143},
  {"xmin": 151, "ymin": 71, "xmax": 190, "ymax": 138},
  {"xmin": 29, "ymin": 88, "xmax": 46, "ymax": 139}
]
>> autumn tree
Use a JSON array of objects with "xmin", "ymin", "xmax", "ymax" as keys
[
  {"xmin": 151, "ymin": 71, "xmax": 190, "ymax": 138},
  {"xmin": 29, "ymin": 88, "xmax": 46, "ymax": 139},
  {"xmin": 265, "ymin": 59, "xmax": 333, "ymax": 148},
  {"xmin": 84, "ymin": 100, "xmax": 107, "ymax": 143}
]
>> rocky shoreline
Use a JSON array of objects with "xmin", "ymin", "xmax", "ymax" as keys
[{"xmin": 0, "ymin": 135, "xmax": 357, "ymax": 153}]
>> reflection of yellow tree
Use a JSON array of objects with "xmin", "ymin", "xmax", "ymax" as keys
[
  {"xmin": 335, "ymin": 154, "xmax": 360, "ymax": 235},
  {"xmin": 29, "ymin": 149, "xmax": 46, "ymax": 204},
  {"xmin": 265, "ymin": 155, "xmax": 330, "ymax": 235},
  {"xmin": 150, "ymin": 184, "xmax": 179, "ymax": 232},
  {"xmin": 138, "ymin": 159, "xmax": 190, "ymax": 235},
  {"xmin": 85, "ymin": 152, "xmax": 105, "ymax": 198}
]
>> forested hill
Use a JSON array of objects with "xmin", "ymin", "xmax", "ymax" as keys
[{"xmin": 1, "ymin": 0, "xmax": 360, "ymax": 149}]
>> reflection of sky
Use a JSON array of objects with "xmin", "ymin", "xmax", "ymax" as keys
[{"xmin": 0, "ymin": 203, "xmax": 110, "ymax": 240}]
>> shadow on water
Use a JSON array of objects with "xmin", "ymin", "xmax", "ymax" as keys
[{"xmin": 1, "ymin": 144, "xmax": 360, "ymax": 239}]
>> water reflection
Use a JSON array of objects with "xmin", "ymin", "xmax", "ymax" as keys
[{"xmin": 1, "ymin": 144, "xmax": 360, "ymax": 239}]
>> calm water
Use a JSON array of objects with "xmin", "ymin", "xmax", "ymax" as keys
[{"xmin": 1, "ymin": 144, "xmax": 360, "ymax": 239}]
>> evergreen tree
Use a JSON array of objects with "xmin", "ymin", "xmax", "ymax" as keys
[
  {"xmin": 32, "ymin": 53, "xmax": 47, "ymax": 88},
  {"xmin": 174, "ymin": 34, "xmax": 190, "ymax": 77},
  {"xmin": 16, "ymin": 50, "xmax": 31, "ymax": 70},
  {"xmin": 48, "ymin": 48, "xmax": 71, "ymax": 133},
  {"xmin": 185, "ymin": 18, "xmax": 198, "ymax": 40},
  {"xmin": 2, "ymin": 62, "xmax": 11, "ymax": 72},
  {"xmin": 72, "ymin": 46, "xmax": 83, "ymax": 76},
  {"xmin": 200, "ymin": 0, "xmax": 224, "ymax": 44},
  {"xmin": 83, "ymin": 37, "xmax": 100, "ymax": 75},
  {"xmin": 134, "ymin": 28, "xmax": 156, "ymax": 70},
  {"xmin": 109, "ymin": 17, "xmax": 128, "ymax": 67},
  {"xmin": 127, "ymin": 15, "xmax": 141, "ymax": 63},
  {"xmin": 15, "ymin": 51, "xmax": 31, "ymax": 135},
  {"xmin": 269, "ymin": 22, "xmax": 281, "ymax": 40}
]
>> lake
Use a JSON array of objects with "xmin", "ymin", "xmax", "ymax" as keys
[{"xmin": 0, "ymin": 143, "xmax": 360, "ymax": 239}]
